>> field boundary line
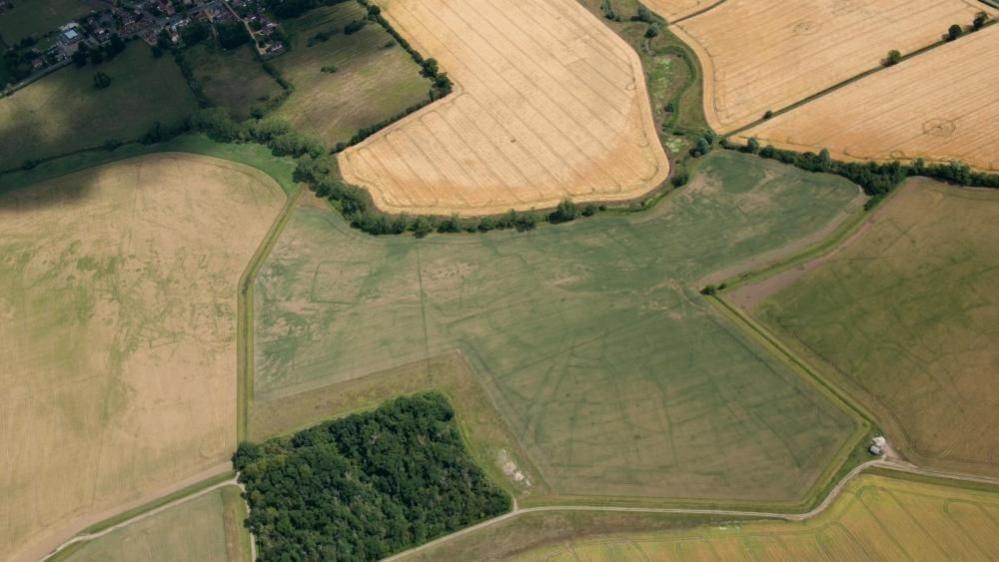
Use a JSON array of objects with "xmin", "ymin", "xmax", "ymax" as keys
[
  {"xmin": 44, "ymin": 457, "xmax": 999, "ymax": 562},
  {"xmin": 709, "ymin": 294, "xmax": 877, "ymax": 425},
  {"xmin": 43, "ymin": 479, "xmax": 238, "ymax": 561},
  {"xmin": 669, "ymin": 0, "xmax": 730, "ymax": 25},
  {"xmin": 724, "ymin": 19, "xmax": 998, "ymax": 139},
  {"xmin": 381, "ymin": 460, "xmax": 999, "ymax": 561},
  {"xmin": 237, "ymin": 186, "xmax": 305, "ymax": 442},
  {"xmin": 41, "ymin": 470, "xmax": 236, "ymax": 562},
  {"xmin": 706, "ymin": 294, "xmax": 875, "ymax": 511}
]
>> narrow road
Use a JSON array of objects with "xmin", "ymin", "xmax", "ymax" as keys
[
  {"xmin": 42, "ymin": 448, "xmax": 999, "ymax": 562},
  {"xmin": 382, "ymin": 458, "xmax": 999, "ymax": 561},
  {"xmin": 44, "ymin": 478, "xmax": 238, "ymax": 560}
]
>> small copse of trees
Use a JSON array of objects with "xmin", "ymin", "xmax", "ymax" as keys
[{"xmin": 233, "ymin": 393, "xmax": 510, "ymax": 561}]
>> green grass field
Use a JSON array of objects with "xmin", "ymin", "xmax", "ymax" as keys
[
  {"xmin": 416, "ymin": 471, "xmax": 999, "ymax": 561},
  {"xmin": 54, "ymin": 486, "xmax": 247, "ymax": 562},
  {"xmin": 755, "ymin": 180, "xmax": 999, "ymax": 477},
  {"xmin": 270, "ymin": 3, "xmax": 430, "ymax": 147},
  {"xmin": 252, "ymin": 151, "xmax": 867, "ymax": 505},
  {"xmin": 0, "ymin": 44, "xmax": 197, "ymax": 166},
  {"xmin": 0, "ymin": 0, "xmax": 89, "ymax": 44},
  {"xmin": 186, "ymin": 43, "xmax": 284, "ymax": 120}
]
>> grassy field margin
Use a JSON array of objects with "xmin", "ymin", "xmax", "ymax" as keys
[
  {"xmin": 237, "ymin": 187, "xmax": 304, "ymax": 442},
  {"xmin": 43, "ymin": 473, "xmax": 236, "ymax": 562}
]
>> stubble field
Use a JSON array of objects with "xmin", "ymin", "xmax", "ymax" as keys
[
  {"xmin": 740, "ymin": 25, "xmax": 999, "ymax": 171},
  {"xmin": 271, "ymin": 2, "xmax": 430, "ymax": 148},
  {"xmin": 478, "ymin": 473, "xmax": 999, "ymax": 561},
  {"xmin": 0, "ymin": 154, "xmax": 284, "ymax": 561},
  {"xmin": 338, "ymin": 0, "xmax": 670, "ymax": 216},
  {"xmin": 255, "ymin": 151, "xmax": 865, "ymax": 505},
  {"xmin": 54, "ymin": 485, "xmax": 248, "ymax": 562},
  {"xmin": 672, "ymin": 0, "xmax": 992, "ymax": 133},
  {"xmin": 752, "ymin": 180, "xmax": 999, "ymax": 477}
]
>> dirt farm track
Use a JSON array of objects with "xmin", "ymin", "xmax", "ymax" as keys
[
  {"xmin": 671, "ymin": 0, "xmax": 992, "ymax": 133},
  {"xmin": 338, "ymin": 0, "xmax": 670, "ymax": 216}
]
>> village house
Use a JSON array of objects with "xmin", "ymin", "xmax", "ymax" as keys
[{"xmin": 57, "ymin": 23, "xmax": 85, "ymax": 57}]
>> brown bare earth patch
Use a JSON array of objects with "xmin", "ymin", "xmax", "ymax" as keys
[
  {"xmin": 0, "ymin": 154, "xmax": 284, "ymax": 562},
  {"xmin": 673, "ymin": 0, "xmax": 991, "ymax": 133},
  {"xmin": 739, "ymin": 25, "xmax": 999, "ymax": 171},
  {"xmin": 338, "ymin": 0, "xmax": 670, "ymax": 216}
]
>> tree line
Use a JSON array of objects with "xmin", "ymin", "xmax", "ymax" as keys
[
  {"xmin": 333, "ymin": 1, "xmax": 453, "ymax": 153},
  {"xmin": 233, "ymin": 393, "xmax": 510, "ymax": 562},
  {"xmin": 727, "ymin": 138, "xmax": 999, "ymax": 208}
]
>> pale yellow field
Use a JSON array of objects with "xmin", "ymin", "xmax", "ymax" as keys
[
  {"xmin": 338, "ymin": 0, "xmax": 670, "ymax": 216},
  {"xmin": 673, "ymin": 0, "xmax": 992, "ymax": 133},
  {"xmin": 643, "ymin": 0, "xmax": 714, "ymax": 22},
  {"xmin": 506, "ymin": 474, "xmax": 999, "ymax": 561},
  {"xmin": 0, "ymin": 155, "xmax": 284, "ymax": 562},
  {"xmin": 739, "ymin": 25, "xmax": 999, "ymax": 171}
]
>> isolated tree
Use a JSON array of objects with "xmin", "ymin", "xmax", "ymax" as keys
[
  {"xmin": 421, "ymin": 57, "xmax": 439, "ymax": 78},
  {"xmin": 600, "ymin": 0, "xmax": 618, "ymax": 21},
  {"xmin": 549, "ymin": 199, "xmax": 578, "ymax": 223},
  {"xmin": 973, "ymin": 11, "xmax": 989, "ymax": 30},
  {"xmin": 947, "ymin": 24, "xmax": 963, "ymax": 41},
  {"xmin": 689, "ymin": 137, "xmax": 711, "ymax": 158},
  {"xmin": 411, "ymin": 216, "xmax": 433, "ymax": 238},
  {"xmin": 72, "ymin": 48, "xmax": 88, "ymax": 67},
  {"xmin": 93, "ymin": 71, "xmax": 111, "ymax": 89},
  {"xmin": 645, "ymin": 22, "xmax": 661, "ymax": 38},
  {"xmin": 884, "ymin": 49, "xmax": 902, "ymax": 66}
]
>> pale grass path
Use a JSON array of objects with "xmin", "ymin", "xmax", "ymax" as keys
[
  {"xmin": 43, "ymin": 476, "xmax": 237, "ymax": 561},
  {"xmin": 40, "ymin": 456, "xmax": 999, "ymax": 561},
  {"xmin": 32, "ymin": 463, "xmax": 232, "ymax": 562},
  {"xmin": 42, "ymin": 472, "xmax": 259, "ymax": 562}
]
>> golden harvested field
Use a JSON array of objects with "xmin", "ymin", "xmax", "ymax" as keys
[
  {"xmin": 740, "ymin": 25, "xmax": 999, "ymax": 171},
  {"xmin": 0, "ymin": 154, "xmax": 284, "ymax": 562},
  {"xmin": 338, "ymin": 0, "xmax": 670, "ymax": 216},
  {"xmin": 673, "ymin": 0, "xmax": 992, "ymax": 133},
  {"xmin": 498, "ymin": 474, "xmax": 999, "ymax": 561}
]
